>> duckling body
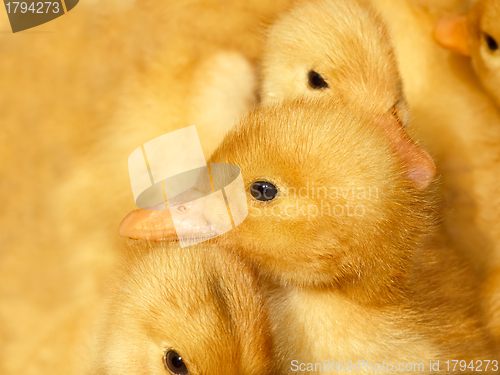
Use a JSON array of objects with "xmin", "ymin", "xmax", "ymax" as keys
[
  {"xmin": 87, "ymin": 243, "xmax": 275, "ymax": 375},
  {"xmin": 374, "ymin": 0, "xmax": 500, "ymax": 340}
]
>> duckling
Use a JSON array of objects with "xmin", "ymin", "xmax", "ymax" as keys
[
  {"xmin": 260, "ymin": 0, "xmax": 410, "ymax": 125},
  {"xmin": 120, "ymin": 97, "xmax": 498, "ymax": 369},
  {"xmin": 372, "ymin": 0, "xmax": 500, "ymax": 341},
  {"xmin": 87, "ymin": 242, "xmax": 275, "ymax": 375},
  {"xmin": 434, "ymin": 0, "xmax": 500, "ymax": 107}
]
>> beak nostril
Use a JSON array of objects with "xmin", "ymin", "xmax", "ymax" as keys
[{"xmin": 176, "ymin": 205, "xmax": 188, "ymax": 213}]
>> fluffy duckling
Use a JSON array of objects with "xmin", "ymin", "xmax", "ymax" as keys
[
  {"xmin": 372, "ymin": 0, "xmax": 500, "ymax": 341},
  {"xmin": 119, "ymin": 98, "xmax": 436, "ymax": 289},
  {"xmin": 434, "ymin": 0, "xmax": 500, "ymax": 107},
  {"xmin": 87, "ymin": 243, "xmax": 275, "ymax": 375},
  {"xmin": 260, "ymin": 0, "xmax": 410, "ymax": 125},
  {"xmin": 120, "ymin": 98, "xmax": 498, "ymax": 368}
]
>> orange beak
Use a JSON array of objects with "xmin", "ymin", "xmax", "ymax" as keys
[
  {"xmin": 119, "ymin": 209, "xmax": 178, "ymax": 241},
  {"xmin": 434, "ymin": 15, "xmax": 470, "ymax": 56},
  {"xmin": 119, "ymin": 187, "xmax": 232, "ymax": 243}
]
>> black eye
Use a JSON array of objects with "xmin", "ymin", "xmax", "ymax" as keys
[
  {"xmin": 250, "ymin": 181, "xmax": 278, "ymax": 202},
  {"xmin": 164, "ymin": 350, "xmax": 188, "ymax": 375},
  {"xmin": 485, "ymin": 33, "xmax": 498, "ymax": 51},
  {"xmin": 308, "ymin": 71, "xmax": 328, "ymax": 89}
]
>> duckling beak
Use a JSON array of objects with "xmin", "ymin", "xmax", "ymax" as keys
[
  {"xmin": 119, "ymin": 187, "xmax": 231, "ymax": 244},
  {"xmin": 434, "ymin": 15, "xmax": 470, "ymax": 56},
  {"xmin": 119, "ymin": 208, "xmax": 178, "ymax": 241}
]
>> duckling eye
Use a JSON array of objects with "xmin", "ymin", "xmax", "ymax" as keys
[
  {"xmin": 164, "ymin": 350, "xmax": 188, "ymax": 375},
  {"xmin": 485, "ymin": 33, "xmax": 499, "ymax": 51},
  {"xmin": 250, "ymin": 181, "xmax": 278, "ymax": 201},
  {"xmin": 308, "ymin": 71, "xmax": 328, "ymax": 89}
]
